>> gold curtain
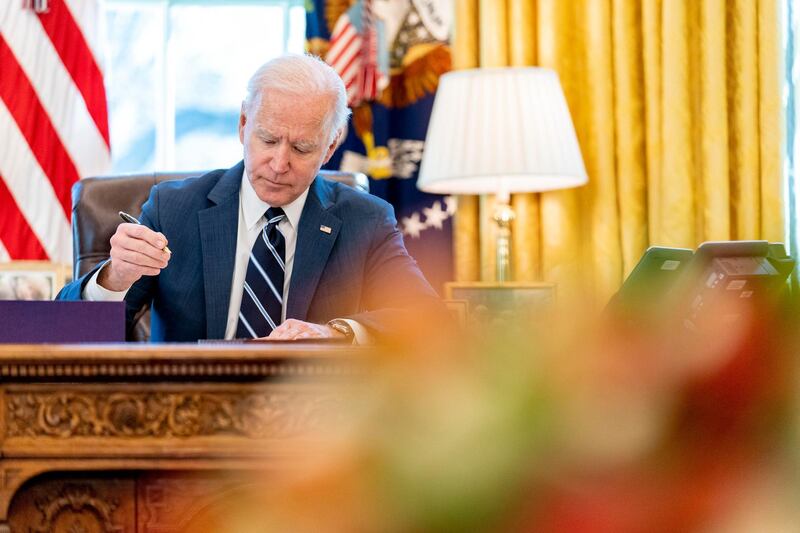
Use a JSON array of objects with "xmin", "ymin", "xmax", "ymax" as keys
[{"xmin": 452, "ymin": 0, "xmax": 783, "ymax": 303}]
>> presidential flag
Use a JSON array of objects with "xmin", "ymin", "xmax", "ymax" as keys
[
  {"xmin": 307, "ymin": 0, "xmax": 453, "ymax": 292},
  {"xmin": 0, "ymin": 0, "xmax": 110, "ymax": 263}
]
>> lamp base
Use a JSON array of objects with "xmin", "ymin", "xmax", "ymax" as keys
[{"xmin": 493, "ymin": 199, "xmax": 516, "ymax": 282}]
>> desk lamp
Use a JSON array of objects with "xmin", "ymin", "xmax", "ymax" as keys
[{"xmin": 417, "ymin": 67, "xmax": 588, "ymax": 281}]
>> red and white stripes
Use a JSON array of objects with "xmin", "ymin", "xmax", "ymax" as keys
[
  {"xmin": 325, "ymin": 8, "xmax": 363, "ymax": 105},
  {"xmin": 0, "ymin": 0, "xmax": 110, "ymax": 262},
  {"xmin": 325, "ymin": 0, "xmax": 383, "ymax": 106}
]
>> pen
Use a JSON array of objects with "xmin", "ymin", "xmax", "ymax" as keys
[{"xmin": 118, "ymin": 211, "xmax": 172, "ymax": 254}]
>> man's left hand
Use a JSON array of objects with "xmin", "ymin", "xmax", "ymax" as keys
[{"xmin": 266, "ymin": 318, "xmax": 344, "ymax": 340}]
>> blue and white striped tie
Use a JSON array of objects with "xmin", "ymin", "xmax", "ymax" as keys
[{"xmin": 236, "ymin": 207, "xmax": 285, "ymax": 338}]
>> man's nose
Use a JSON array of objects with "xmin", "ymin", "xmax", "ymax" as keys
[{"xmin": 270, "ymin": 143, "xmax": 290, "ymax": 173}]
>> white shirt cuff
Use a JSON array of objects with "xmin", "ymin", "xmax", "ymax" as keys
[
  {"xmin": 83, "ymin": 261, "xmax": 129, "ymax": 301},
  {"xmin": 341, "ymin": 319, "xmax": 372, "ymax": 345}
]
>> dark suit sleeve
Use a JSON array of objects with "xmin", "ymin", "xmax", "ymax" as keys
[
  {"xmin": 55, "ymin": 261, "xmax": 107, "ymax": 301},
  {"xmin": 346, "ymin": 204, "xmax": 445, "ymax": 336}
]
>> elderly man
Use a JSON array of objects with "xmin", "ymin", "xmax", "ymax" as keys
[{"xmin": 58, "ymin": 54, "xmax": 439, "ymax": 342}]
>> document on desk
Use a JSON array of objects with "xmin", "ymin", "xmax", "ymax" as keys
[{"xmin": 197, "ymin": 337, "xmax": 351, "ymax": 344}]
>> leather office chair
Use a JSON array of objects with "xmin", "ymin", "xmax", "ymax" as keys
[{"xmin": 72, "ymin": 169, "xmax": 369, "ymax": 341}]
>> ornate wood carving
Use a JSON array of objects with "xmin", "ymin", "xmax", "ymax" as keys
[
  {"xmin": 31, "ymin": 483, "xmax": 120, "ymax": 533},
  {"xmin": 0, "ymin": 343, "xmax": 364, "ymax": 382},
  {"xmin": 0, "ymin": 344, "xmax": 360, "ymax": 524},
  {"xmin": 7, "ymin": 476, "xmax": 134, "ymax": 533},
  {"xmin": 6, "ymin": 390, "xmax": 343, "ymax": 439},
  {"xmin": 0, "ymin": 361, "xmax": 359, "ymax": 380}
]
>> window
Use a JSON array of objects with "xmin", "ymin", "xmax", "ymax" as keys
[
  {"xmin": 101, "ymin": 0, "xmax": 306, "ymax": 173},
  {"xmin": 785, "ymin": 0, "xmax": 799, "ymax": 290}
]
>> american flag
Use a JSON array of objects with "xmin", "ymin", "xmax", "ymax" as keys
[
  {"xmin": 309, "ymin": 0, "xmax": 454, "ymax": 291},
  {"xmin": 0, "ymin": 0, "xmax": 110, "ymax": 262},
  {"xmin": 325, "ymin": 0, "xmax": 385, "ymax": 106}
]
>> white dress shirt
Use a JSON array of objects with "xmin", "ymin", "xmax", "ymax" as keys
[
  {"xmin": 84, "ymin": 169, "xmax": 368, "ymax": 342},
  {"xmin": 224, "ymin": 169, "xmax": 307, "ymax": 338}
]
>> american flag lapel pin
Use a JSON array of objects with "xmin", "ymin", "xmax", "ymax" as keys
[{"xmin": 320, "ymin": 225, "xmax": 332, "ymax": 234}]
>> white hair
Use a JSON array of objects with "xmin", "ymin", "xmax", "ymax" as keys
[{"xmin": 244, "ymin": 54, "xmax": 351, "ymax": 144}]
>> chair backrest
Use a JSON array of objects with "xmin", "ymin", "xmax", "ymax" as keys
[
  {"xmin": 72, "ymin": 169, "xmax": 369, "ymax": 278},
  {"xmin": 71, "ymin": 169, "xmax": 369, "ymax": 340}
]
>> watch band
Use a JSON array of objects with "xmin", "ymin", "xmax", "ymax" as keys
[{"xmin": 327, "ymin": 319, "xmax": 355, "ymax": 341}]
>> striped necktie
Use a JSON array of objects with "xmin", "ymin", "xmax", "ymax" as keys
[{"xmin": 236, "ymin": 207, "xmax": 285, "ymax": 338}]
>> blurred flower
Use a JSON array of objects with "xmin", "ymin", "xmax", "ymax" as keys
[{"xmin": 169, "ymin": 284, "xmax": 800, "ymax": 532}]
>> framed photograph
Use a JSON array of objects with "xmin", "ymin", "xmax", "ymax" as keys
[
  {"xmin": 0, "ymin": 261, "xmax": 70, "ymax": 300},
  {"xmin": 444, "ymin": 282, "xmax": 556, "ymax": 323}
]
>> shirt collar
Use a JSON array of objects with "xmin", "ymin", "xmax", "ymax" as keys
[{"xmin": 241, "ymin": 169, "xmax": 310, "ymax": 231}]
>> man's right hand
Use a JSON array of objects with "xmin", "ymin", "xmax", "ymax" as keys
[{"xmin": 98, "ymin": 223, "xmax": 171, "ymax": 292}]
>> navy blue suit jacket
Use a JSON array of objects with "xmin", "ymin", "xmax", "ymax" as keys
[{"xmin": 58, "ymin": 162, "xmax": 439, "ymax": 341}]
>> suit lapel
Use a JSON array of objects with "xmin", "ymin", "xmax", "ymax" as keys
[
  {"xmin": 198, "ymin": 163, "xmax": 242, "ymax": 339},
  {"xmin": 287, "ymin": 177, "xmax": 341, "ymax": 321}
]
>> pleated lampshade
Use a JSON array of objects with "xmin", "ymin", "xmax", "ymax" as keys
[{"xmin": 417, "ymin": 67, "xmax": 588, "ymax": 196}]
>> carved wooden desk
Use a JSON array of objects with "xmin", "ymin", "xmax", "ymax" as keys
[{"xmin": 0, "ymin": 343, "xmax": 362, "ymax": 532}]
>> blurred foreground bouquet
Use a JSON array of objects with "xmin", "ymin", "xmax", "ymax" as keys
[{"xmin": 184, "ymin": 281, "xmax": 800, "ymax": 533}]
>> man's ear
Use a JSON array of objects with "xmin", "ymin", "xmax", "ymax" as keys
[
  {"xmin": 238, "ymin": 102, "xmax": 247, "ymax": 144},
  {"xmin": 322, "ymin": 128, "xmax": 343, "ymax": 164}
]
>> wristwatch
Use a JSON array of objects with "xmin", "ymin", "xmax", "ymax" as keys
[{"xmin": 327, "ymin": 319, "xmax": 355, "ymax": 342}]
